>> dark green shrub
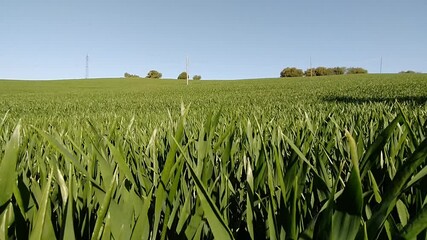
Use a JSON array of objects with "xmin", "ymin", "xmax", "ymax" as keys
[
  {"xmin": 124, "ymin": 72, "xmax": 140, "ymax": 78},
  {"xmin": 399, "ymin": 70, "xmax": 416, "ymax": 74},
  {"xmin": 330, "ymin": 67, "xmax": 346, "ymax": 75},
  {"xmin": 305, "ymin": 68, "xmax": 315, "ymax": 77},
  {"xmin": 146, "ymin": 70, "xmax": 162, "ymax": 79},
  {"xmin": 347, "ymin": 67, "xmax": 368, "ymax": 74},
  {"xmin": 314, "ymin": 67, "xmax": 332, "ymax": 76},
  {"xmin": 178, "ymin": 72, "xmax": 188, "ymax": 80},
  {"xmin": 280, "ymin": 67, "xmax": 304, "ymax": 77}
]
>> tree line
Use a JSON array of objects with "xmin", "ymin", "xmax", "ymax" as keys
[
  {"xmin": 124, "ymin": 70, "xmax": 201, "ymax": 80},
  {"xmin": 125, "ymin": 67, "xmax": 370, "ymax": 80},
  {"xmin": 280, "ymin": 67, "xmax": 368, "ymax": 78}
]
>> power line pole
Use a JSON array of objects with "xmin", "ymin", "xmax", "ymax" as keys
[
  {"xmin": 310, "ymin": 56, "xmax": 313, "ymax": 77},
  {"xmin": 85, "ymin": 54, "xmax": 89, "ymax": 79},
  {"xmin": 186, "ymin": 56, "xmax": 189, "ymax": 85},
  {"xmin": 380, "ymin": 56, "xmax": 383, "ymax": 74}
]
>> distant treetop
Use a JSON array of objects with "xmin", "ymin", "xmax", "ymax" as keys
[
  {"xmin": 178, "ymin": 72, "xmax": 188, "ymax": 80},
  {"xmin": 280, "ymin": 67, "xmax": 303, "ymax": 77},
  {"xmin": 282, "ymin": 66, "xmax": 368, "ymax": 78},
  {"xmin": 124, "ymin": 72, "xmax": 140, "ymax": 78},
  {"xmin": 346, "ymin": 67, "xmax": 368, "ymax": 74},
  {"xmin": 399, "ymin": 70, "xmax": 417, "ymax": 74},
  {"xmin": 146, "ymin": 70, "xmax": 162, "ymax": 79}
]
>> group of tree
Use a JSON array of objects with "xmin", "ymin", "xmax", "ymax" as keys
[
  {"xmin": 124, "ymin": 72, "xmax": 140, "ymax": 78},
  {"xmin": 124, "ymin": 70, "xmax": 201, "ymax": 80},
  {"xmin": 280, "ymin": 66, "xmax": 368, "ymax": 78},
  {"xmin": 124, "ymin": 70, "xmax": 162, "ymax": 79},
  {"xmin": 346, "ymin": 67, "xmax": 368, "ymax": 74},
  {"xmin": 177, "ymin": 72, "xmax": 202, "ymax": 80},
  {"xmin": 399, "ymin": 70, "xmax": 418, "ymax": 74},
  {"xmin": 280, "ymin": 67, "xmax": 304, "ymax": 78},
  {"xmin": 177, "ymin": 72, "xmax": 188, "ymax": 80},
  {"xmin": 146, "ymin": 70, "xmax": 162, "ymax": 79}
]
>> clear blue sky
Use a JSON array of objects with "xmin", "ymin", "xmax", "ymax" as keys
[{"xmin": 1, "ymin": 0, "xmax": 426, "ymax": 80}]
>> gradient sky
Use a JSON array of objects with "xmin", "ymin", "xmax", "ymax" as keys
[{"xmin": 1, "ymin": 0, "xmax": 426, "ymax": 80}]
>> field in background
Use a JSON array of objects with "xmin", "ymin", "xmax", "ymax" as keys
[
  {"xmin": 0, "ymin": 74, "xmax": 426, "ymax": 239},
  {"xmin": 1, "ymin": 74, "xmax": 426, "ymax": 123}
]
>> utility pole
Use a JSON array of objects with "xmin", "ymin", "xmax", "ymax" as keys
[
  {"xmin": 380, "ymin": 56, "xmax": 383, "ymax": 74},
  {"xmin": 186, "ymin": 56, "xmax": 189, "ymax": 85},
  {"xmin": 85, "ymin": 54, "xmax": 89, "ymax": 79},
  {"xmin": 310, "ymin": 56, "xmax": 313, "ymax": 77}
]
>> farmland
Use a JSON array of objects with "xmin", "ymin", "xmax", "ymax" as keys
[{"xmin": 0, "ymin": 74, "xmax": 427, "ymax": 239}]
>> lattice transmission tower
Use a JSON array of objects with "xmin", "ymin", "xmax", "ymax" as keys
[{"xmin": 85, "ymin": 54, "xmax": 89, "ymax": 79}]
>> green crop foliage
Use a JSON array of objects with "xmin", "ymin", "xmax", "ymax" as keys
[{"xmin": 0, "ymin": 74, "xmax": 427, "ymax": 239}]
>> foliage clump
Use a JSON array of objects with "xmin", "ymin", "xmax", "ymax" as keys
[
  {"xmin": 280, "ymin": 67, "xmax": 304, "ymax": 77},
  {"xmin": 347, "ymin": 67, "xmax": 368, "ymax": 74},
  {"xmin": 178, "ymin": 72, "xmax": 188, "ymax": 80},
  {"xmin": 330, "ymin": 67, "xmax": 346, "ymax": 75},
  {"xmin": 304, "ymin": 67, "xmax": 346, "ymax": 77},
  {"xmin": 124, "ymin": 72, "xmax": 140, "ymax": 78},
  {"xmin": 304, "ymin": 68, "xmax": 315, "ymax": 77},
  {"xmin": 313, "ymin": 67, "xmax": 330, "ymax": 76},
  {"xmin": 301, "ymin": 66, "xmax": 367, "ymax": 77},
  {"xmin": 399, "ymin": 70, "xmax": 417, "ymax": 74},
  {"xmin": 146, "ymin": 70, "xmax": 162, "ymax": 79},
  {"xmin": 193, "ymin": 75, "xmax": 202, "ymax": 80}
]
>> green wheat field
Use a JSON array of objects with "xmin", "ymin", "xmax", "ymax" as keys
[{"xmin": 1, "ymin": 74, "xmax": 427, "ymax": 239}]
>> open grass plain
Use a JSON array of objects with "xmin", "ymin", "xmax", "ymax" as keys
[{"xmin": 0, "ymin": 74, "xmax": 427, "ymax": 239}]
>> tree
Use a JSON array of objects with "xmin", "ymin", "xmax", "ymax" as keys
[
  {"xmin": 347, "ymin": 67, "xmax": 368, "ymax": 74},
  {"xmin": 178, "ymin": 72, "xmax": 188, "ymax": 80},
  {"xmin": 193, "ymin": 75, "xmax": 202, "ymax": 80},
  {"xmin": 305, "ymin": 68, "xmax": 316, "ymax": 77},
  {"xmin": 330, "ymin": 67, "xmax": 346, "ymax": 75},
  {"xmin": 314, "ymin": 67, "xmax": 332, "ymax": 76},
  {"xmin": 280, "ymin": 67, "xmax": 303, "ymax": 78},
  {"xmin": 399, "ymin": 70, "xmax": 416, "ymax": 74},
  {"xmin": 124, "ymin": 72, "xmax": 140, "ymax": 78},
  {"xmin": 146, "ymin": 70, "xmax": 162, "ymax": 79}
]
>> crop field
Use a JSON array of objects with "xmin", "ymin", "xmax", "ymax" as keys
[{"xmin": 0, "ymin": 74, "xmax": 427, "ymax": 239}]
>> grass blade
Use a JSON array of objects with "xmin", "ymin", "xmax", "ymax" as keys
[
  {"xmin": 0, "ymin": 122, "xmax": 20, "ymax": 206},
  {"xmin": 106, "ymin": 141, "xmax": 136, "ymax": 186},
  {"xmin": 176, "ymin": 191, "xmax": 191, "ymax": 234},
  {"xmin": 365, "ymin": 137, "xmax": 427, "ymax": 239},
  {"xmin": 91, "ymin": 168, "xmax": 118, "ymax": 240},
  {"xmin": 152, "ymin": 107, "xmax": 187, "ymax": 239},
  {"xmin": 332, "ymin": 131, "xmax": 362, "ymax": 240},
  {"xmin": 405, "ymin": 165, "xmax": 427, "ymax": 190},
  {"xmin": 175, "ymin": 137, "xmax": 234, "ymax": 240},
  {"xmin": 131, "ymin": 188, "xmax": 153, "ymax": 240},
  {"xmin": 33, "ymin": 127, "xmax": 88, "ymax": 177},
  {"xmin": 368, "ymin": 171, "xmax": 382, "ymax": 203},
  {"xmin": 267, "ymin": 201, "xmax": 277, "ymax": 240},
  {"xmin": 30, "ymin": 169, "xmax": 53, "ymax": 240},
  {"xmin": 63, "ymin": 167, "xmax": 75, "ymax": 240},
  {"xmin": 246, "ymin": 158, "xmax": 255, "ymax": 240},
  {"xmin": 0, "ymin": 203, "xmax": 13, "ymax": 240},
  {"xmin": 360, "ymin": 114, "xmax": 403, "ymax": 179},
  {"xmin": 400, "ymin": 204, "xmax": 427, "ymax": 239}
]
